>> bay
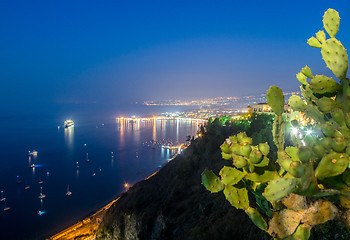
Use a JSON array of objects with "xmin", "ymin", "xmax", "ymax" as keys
[{"xmin": 0, "ymin": 104, "xmax": 201, "ymax": 239}]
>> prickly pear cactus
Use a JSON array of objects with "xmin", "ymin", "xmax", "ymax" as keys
[{"xmin": 202, "ymin": 9, "xmax": 350, "ymax": 240}]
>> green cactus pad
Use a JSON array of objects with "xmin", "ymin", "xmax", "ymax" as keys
[
  {"xmin": 263, "ymin": 177, "xmax": 298, "ymax": 202},
  {"xmin": 323, "ymin": 9, "xmax": 340, "ymax": 38},
  {"xmin": 229, "ymin": 135, "xmax": 238, "ymax": 144},
  {"xmin": 298, "ymin": 147, "xmax": 312, "ymax": 163},
  {"xmin": 287, "ymin": 224, "xmax": 312, "ymax": 240},
  {"xmin": 307, "ymin": 36, "xmax": 321, "ymax": 48},
  {"xmin": 289, "ymin": 95, "xmax": 307, "ymax": 112},
  {"xmin": 254, "ymin": 156, "xmax": 269, "ymax": 167},
  {"xmin": 236, "ymin": 132, "xmax": 248, "ymax": 142},
  {"xmin": 321, "ymin": 38, "xmax": 348, "ymax": 80},
  {"xmin": 309, "ymin": 75, "xmax": 341, "ymax": 94},
  {"xmin": 285, "ymin": 147, "xmax": 300, "ymax": 162},
  {"xmin": 316, "ymin": 30, "xmax": 326, "ymax": 43},
  {"xmin": 301, "ymin": 66, "xmax": 314, "ymax": 79},
  {"xmin": 219, "ymin": 166, "xmax": 246, "ymax": 185},
  {"xmin": 201, "ymin": 169, "xmax": 224, "ymax": 193},
  {"xmin": 331, "ymin": 109, "xmax": 346, "ymax": 125},
  {"xmin": 245, "ymin": 207, "xmax": 268, "ymax": 231},
  {"xmin": 267, "ymin": 86, "xmax": 285, "ymax": 116},
  {"xmin": 232, "ymin": 155, "xmax": 248, "ymax": 168},
  {"xmin": 312, "ymin": 143, "xmax": 326, "ymax": 158},
  {"xmin": 305, "ymin": 105, "xmax": 326, "ymax": 124},
  {"xmin": 230, "ymin": 143, "xmax": 241, "ymax": 155},
  {"xmin": 245, "ymin": 170, "xmax": 278, "ymax": 183},
  {"xmin": 315, "ymin": 152, "xmax": 349, "ymax": 179},
  {"xmin": 296, "ymin": 72, "xmax": 308, "ymax": 85},
  {"xmin": 223, "ymin": 185, "xmax": 249, "ymax": 210},
  {"xmin": 317, "ymin": 97, "xmax": 342, "ymax": 113}
]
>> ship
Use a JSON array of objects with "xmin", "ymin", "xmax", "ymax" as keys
[{"xmin": 64, "ymin": 120, "xmax": 74, "ymax": 128}]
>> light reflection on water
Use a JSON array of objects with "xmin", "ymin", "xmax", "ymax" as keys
[{"xmin": 0, "ymin": 117, "xmax": 202, "ymax": 240}]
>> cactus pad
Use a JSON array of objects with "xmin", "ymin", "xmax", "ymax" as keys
[
  {"xmin": 223, "ymin": 185, "xmax": 249, "ymax": 210},
  {"xmin": 315, "ymin": 152, "xmax": 349, "ymax": 179},
  {"xmin": 309, "ymin": 75, "xmax": 341, "ymax": 94},
  {"xmin": 201, "ymin": 169, "xmax": 224, "ymax": 193},
  {"xmin": 220, "ymin": 141, "xmax": 231, "ymax": 154},
  {"xmin": 307, "ymin": 36, "xmax": 321, "ymax": 48},
  {"xmin": 263, "ymin": 177, "xmax": 298, "ymax": 202},
  {"xmin": 317, "ymin": 97, "xmax": 342, "ymax": 113},
  {"xmin": 245, "ymin": 170, "xmax": 278, "ymax": 183},
  {"xmin": 289, "ymin": 95, "xmax": 307, "ymax": 112},
  {"xmin": 232, "ymin": 155, "xmax": 248, "ymax": 168},
  {"xmin": 245, "ymin": 207, "xmax": 268, "ymax": 231},
  {"xmin": 321, "ymin": 38, "xmax": 348, "ymax": 80},
  {"xmin": 323, "ymin": 9, "xmax": 340, "ymax": 38},
  {"xmin": 316, "ymin": 30, "xmax": 326, "ymax": 43},
  {"xmin": 267, "ymin": 86, "xmax": 285, "ymax": 116},
  {"xmin": 258, "ymin": 142, "xmax": 270, "ymax": 156},
  {"xmin": 302, "ymin": 199, "xmax": 339, "ymax": 226},
  {"xmin": 268, "ymin": 209, "xmax": 303, "ymax": 239},
  {"xmin": 301, "ymin": 66, "xmax": 314, "ymax": 79},
  {"xmin": 219, "ymin": 166, "xmax": 245, "ymax": 185},
  {"xmin": 296, "ymin": 72, "xmax": 308, "ymax": 85}
]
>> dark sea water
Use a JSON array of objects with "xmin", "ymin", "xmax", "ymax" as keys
[{"xmin": 0, "ymin": 104, "xmax": 201, "ymax": 239}]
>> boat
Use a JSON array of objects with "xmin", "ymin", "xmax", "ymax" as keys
[
  {"xmin": 28, "ymin": 150, "xmax": 38, "ymax": 157},
  {"xmin": 38, "ymin": 187, "xmax": 46, "ymax": 199},
  {"xmin": 29, "ymin": 164, "xmax": 35, "ymax": 168},
  {"xmin": 16, "ymin": 176, "xmax": 21, "ymax": 184},
  {"xmin": 0, "ymin": 191, "xmax": 6, "ymax": 202},
  {"xmin": 3, "ymin": 199, "xmax": 10, "ymax": 211},
  {"xmin": 66, "ymin": 185, "xmax": 72, "ymax": 196},
  {"xmin": 38, "ymin": 177, "xmax": 43, "ymax": 184},
  {"xmin": 25, "ymin": 185, "xmax": 30, "ymax": 190},
  {"xmin": 64, "ymin": 120, "xmax": 74, "ymax": 128},
  {"xmin": 86, "ymin": 153, "xmax": 90, "ymax": 163}
]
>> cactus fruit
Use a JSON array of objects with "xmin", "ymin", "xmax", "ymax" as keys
[
  {"xmin": 221, "ymin": 152, "xmax": 232, "ymax": 160},
  {"xmin": 331, "ymin": 109, "xmax": 346, "ymax": 126},
  {"xmin": 315, "ymin": 152, "xmax": 349, "ymax": 179},
  {"xmin": 249, "ymin": 149, "xmax": 263, "ymax": 164},
  {"xmin": 253, "ymin": 156, "xmax": 269, "ymax": 167},
  {"xmin": 239, "ymin": 143, "xmax": 252, "ymax": 158},
  {"xmin": 301, "ymin": 66, "xmax": 314, "ymax": 79},
  {"xmin": 289, "ymin": 95, "xmax": 307, "ymax": 112},
  {"xmin": 201, "ymin": 170, "xmax": 224, "ymax": 193},
  {"xmin": 224, "ymin": 185, "xmax": 249, "ymax": 210},
  {"xmin": 245, "ymin": 207, "xmax": 268, "ymax": 231},
  {"xmin": 267, "ymin": 86, "xmax": 285, "ymax": 116},
  {"xmin": 298, "ymin": 147, "xmax": 312, "ymax": 163},
  {"xmin": 323, "ymin": 9, "xmax": 340, "ymax": 38},
  {"xmin": 232, "ymin": 155, "xmax": 248, "ymax": 168},
  {"xmin": 220, "ymin": 141, "xmax": 231, "ymax": 154},
  {"xmin": 289, "ymin": 161, "xmax": 305, "ymax": 178},
  {"xmin": 219, "ymin": 166, "xmax": 245, "ymax": 185},
  {"xmin": 263, "ymin": 177, "xmax": 298, "ymax": 202},
  {"xmin": 258, "ymin": 142, "xmax": 270, "ymax": 156},
  {"xmin": 309, "ymin": 75, "xmax": 342, "ymax": 94}
]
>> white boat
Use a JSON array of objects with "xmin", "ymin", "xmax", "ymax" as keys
[
  {"xmin": 66, "ymin": 185, "xmax": 72, "ymax": 196},
  {"xmin": 38, "ymin": 187, "xmax": 46, "ymax": 199},
  {"xmin": 29, "ymin": 164, "xmax": 35, "ymax": 168},
  {"xmin": 64, "ymin": 120, "xmax": 74, "ymax": 128},
  {"xmin": 28, "ymin": 150, "xmax": 38, "ymax": 157}
]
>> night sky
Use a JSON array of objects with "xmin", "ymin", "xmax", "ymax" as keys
[{"xmin": 1, "ymin": 0, "xmax": 350, "ymax": 111}]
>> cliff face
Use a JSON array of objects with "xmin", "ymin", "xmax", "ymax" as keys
[{"xmin": 97, "ymin": 122, "xmax": 269, "ymax": 240}]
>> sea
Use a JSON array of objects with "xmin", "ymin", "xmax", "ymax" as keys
[{"xmin": 0, "ymin": 103, "xmax": 202, "ymax": 239}]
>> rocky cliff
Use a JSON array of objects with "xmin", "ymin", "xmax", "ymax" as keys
[{"xmin": 96, "ymin": 119, "xmax": 269, "ymax": 240}]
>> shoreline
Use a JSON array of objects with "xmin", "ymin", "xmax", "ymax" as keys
[{"xmin": 47, "ymin": 148, "xmax": 184, "ymax": 240}]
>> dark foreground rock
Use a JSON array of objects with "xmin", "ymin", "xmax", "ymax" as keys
[{"xmin": 96, "ymin": 121, "xmax": 269, "ymax": 240}]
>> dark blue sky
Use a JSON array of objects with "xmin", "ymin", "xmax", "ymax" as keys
[{"xmin": 1, "ymin": 0, "xmax": 350, "ymax": 109}]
